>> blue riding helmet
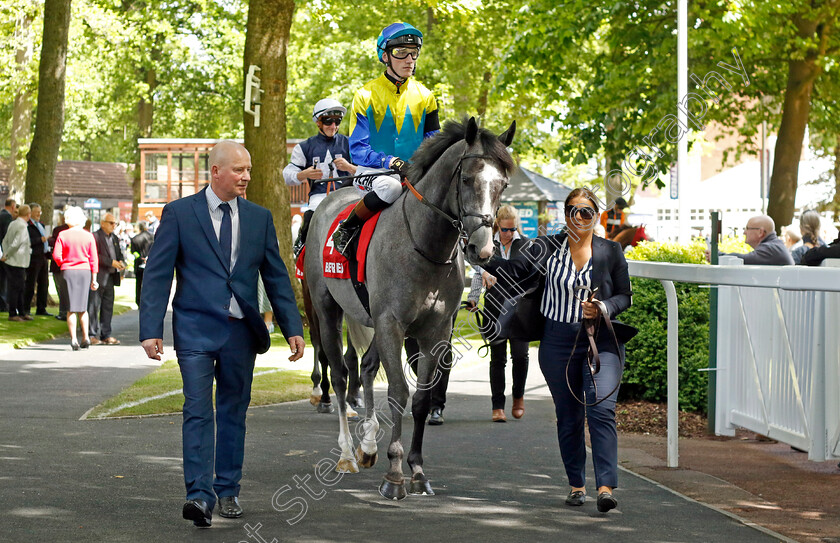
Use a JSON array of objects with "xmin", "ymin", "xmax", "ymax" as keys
[{"xmin": 376, "ymin": 22, "xmax": 423, "ymax": 62}]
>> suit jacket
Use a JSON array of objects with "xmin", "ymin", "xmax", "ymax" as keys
[
  {"xmin": 139, "ymin": 187, "xmax": 303, "ymax": 354},
  {"xmin": 129, "ymin": 230, "xmax": 154, "ymax": 268},
  {"xmin": 93, "ymin": 228, "xmax": 125, "ymax": 287},
  {"xmin": 27, "ymin": 219, "xmax": 49, "ymax": 259},
  {"xmin": 48, "ymin": 224, "xmax": 70, "ymax": 274},
  {"xmin": 484, "ymin": 232, "xmax": 633, "ymax": 320},
  {"xmin": 0, "ymin": 209, "xmax": 13, "ymax": 243},
  {"xmin": 723, "ymin": 232, "xmax": 794, "ymax": 266}
]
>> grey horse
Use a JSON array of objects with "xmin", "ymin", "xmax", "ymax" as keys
[{"xmin": 304, "ymin": 117, "xmax": 516, "ymax": 500}]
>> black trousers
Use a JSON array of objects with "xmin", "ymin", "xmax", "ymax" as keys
[
  {"xmin": 489, "ymin": 339, "xmax": 530, "ymax": 410},
  {"xmin": 6, "ymin": 266, "xmax": 26, "ymax": 318},
  {"xmin": 88, "ymin": 273, "xmax": 115, "ymax": 340},
  {"xmin": 53, "ymin": 269, "xmax": 69, "ymax": 318},
  {"xmin": 0, "ymin": 261, "xmax": 9, "ymax": 311},
  {"xmin": 24, "ymin": 253, "xmax": 49, "ymax": 315},
  {"xmin": 135, "ymin": 266, "xmax": 144, "ymax": 305}
]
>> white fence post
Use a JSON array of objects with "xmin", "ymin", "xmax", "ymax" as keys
[{"xmin": 660, "ymin": 279, "xmax": 679, "ymax": 468}]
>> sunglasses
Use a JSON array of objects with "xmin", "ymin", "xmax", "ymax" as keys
[
  {"xmin": 319, "ymin": 117, "xmax": 342, "ymax": 126},
  {"xmin": 499, "ymin": 227, "xmax": 516, "ymax": 233},
  {"xmin": 564, "ymin": 205, "xmax": 597, "ymax": 221},
  {"xmin": 390, "ymin": 46, "xmax": 420, "ymax": 60},
  {"xmin": 104, "ymin": 220, "xmax": 116, "ymax": 225}
]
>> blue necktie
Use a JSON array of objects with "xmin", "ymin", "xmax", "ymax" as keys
[{"xmin": 219, "ymin": 202, "xmax": 232, "ymax": 271}]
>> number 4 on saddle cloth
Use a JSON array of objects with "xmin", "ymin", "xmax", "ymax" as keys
[{"xmin": 295, "ymin": 202, "xmax": 383, "ymax": 315}]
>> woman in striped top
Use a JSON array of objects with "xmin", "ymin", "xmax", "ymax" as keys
[{"xmin": 482, "ymin": 188, "xmax": 632, "ymax": 513}]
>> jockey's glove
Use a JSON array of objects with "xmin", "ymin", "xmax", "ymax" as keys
[{"xmin": 391, "ymin": 158, "xmax": 410, "ymax": 179}]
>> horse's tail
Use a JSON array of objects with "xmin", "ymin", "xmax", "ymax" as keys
[{"xmin": 346, "ymin": 317, "xmax": 374, "ymax": 354}]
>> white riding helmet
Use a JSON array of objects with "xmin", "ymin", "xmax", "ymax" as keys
[{"xmin": 312, "ymin": 98, "xmax": 347, "ymax": 122}]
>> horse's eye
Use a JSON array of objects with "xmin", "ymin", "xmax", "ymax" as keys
[{"xmin": 461, "ymin": 175, "xmax": 473, "ymax": 185}]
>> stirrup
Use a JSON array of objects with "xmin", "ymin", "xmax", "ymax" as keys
[{"xmin": 332, "ymin": 224, "xmax": 359, "ymax": 257}]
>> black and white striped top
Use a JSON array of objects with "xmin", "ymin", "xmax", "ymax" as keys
[{"xmin": 541, "ymin": 238, "xmax": 593, "ymax": 323}]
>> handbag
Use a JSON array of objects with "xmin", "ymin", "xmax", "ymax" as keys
[{"xmin": 480, "ymin": 271, "xmax": 546, "ymax": 344}]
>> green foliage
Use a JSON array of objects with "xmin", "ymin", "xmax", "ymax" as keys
[{"xmin": 621, "ymin": 239, "xmax": 711, "ymax": 413}]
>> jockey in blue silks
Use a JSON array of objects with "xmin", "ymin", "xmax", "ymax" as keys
[
  {"xmin": 331, "ymin": 22, "xmax": 441, "ymax": 257},
  {"xmin": 284, "ymin": 98, "xmax": 358, "ymax": 257}
]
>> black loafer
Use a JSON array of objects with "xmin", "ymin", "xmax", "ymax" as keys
[
  {"xmin": 183, "ymin": 499, "xmax": 212, "ymax": 527},
  {"xmin": 565, "ymin": 489, "xmax": 586, "ymax": 506},
  {"xmin": 428, "ymin": 408, "xmax": 444, "ymax": 426},
  {"xmin": 218, "ymin": 496, "xmax": 243, "ymax": 518},
  {"xmin": 596, "ymin": 491, "xmax": 617, "ymax": 512}
]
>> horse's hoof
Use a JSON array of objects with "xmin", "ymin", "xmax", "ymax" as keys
[
  {"xmin": 335, "ymin": 458, "xmax": 359, "ymax": 474},
  {"xmin": 379, "ymin": 478, "xmax": 407, "ymax": 501},
  {"xmin": 309, "ymin": 394, "xmax": 320, "ymax": 406},
  {"xmin": 409, "ymin": 479, "xmax": 435, "ymax": 496},
  {"xmin": 355, "ymin": 446, "xmax": 377, "ymax": 468},
  {"xmin": 317, "ymin": 402, "xmax": 335, "ymax": 414},
  {"xmin": 348, "ymin": 396, "xmax": 365, "ymax": 409},
  {"xmin": 346, "ymin": 406, "xmax": 360, "ymax": 421}
]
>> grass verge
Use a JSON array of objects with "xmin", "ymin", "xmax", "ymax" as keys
[{"xmin": 84, "ymin": 359, "xmax": 313, "ymax": 419}]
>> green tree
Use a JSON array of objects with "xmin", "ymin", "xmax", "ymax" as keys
[{"xmin": 25, "ymin": 0, "xmax": 72, "ymax": 221}]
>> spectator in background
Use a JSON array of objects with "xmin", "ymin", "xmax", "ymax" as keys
[
  {"xmin": 784, "ymin": 229, "xmax": 801, "ymax": 249},
  {"xmin": 25, "ymin": 203, "xmax": 52, "ymax": 317},
  {"xmin": 130, "ymin": 221, "xmax": 154, "ymax": 305},
  {"xmin": 719, "ymin": 215, "xmax": 794, "ymax": 265},
  {"xmin": 791, "ymin": 210, "xmax": 825, "ymax": 265},
  {"xmin": 88, "ymin": 213, "xmax": 126, "ymax": 345},
  {"xmin": 600, "ymin": 197, "xmax": 628, "ymax": 238},
  {"xmin": 0, "ymin": 198, "xmax": 17, "ymax": 312},
  {"xmin": 3, "ymin": 204, "xmax": 33, "ymax": 321},
  {"xmin": 53, "ymin": 206, "xmax": 98, "ymax": 350},
  {"xmin": 801, "ymin": 234, "xmax": 840, "ymax": 266},
  {"xmin": 144, "ymin": 211, "xmax": 160, "ymax": 235},
  {"xmin": 48, "ymin": 212, "xmax": 71, "ymax": 320}
]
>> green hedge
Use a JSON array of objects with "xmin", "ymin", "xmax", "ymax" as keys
[{"xmin": 619, "ymin": 237, "xmax": 750, "ymax": 413}]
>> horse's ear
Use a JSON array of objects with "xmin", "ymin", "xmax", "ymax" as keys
[
  {"xmin": 465, "ymin": 117, "xmax": 479, "ymax": 146},
  {"xmin": 498, "ymin": 120, "xmax": 516, "ymax": 147}
]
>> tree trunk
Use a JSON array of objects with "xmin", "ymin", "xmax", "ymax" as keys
[
  {"xmin": 132, "ymin": 66, "xmax": 156, "ymax": 222},
  {"xmin": 9, "ymin": 10, "xmax": 35, "ymax": 204},
  {"xmin": 766, "ymin": 16, "xmax": 825, "ymax": 232},
  {"xmin": 24, "ymin": 0, "xmax": 72, "ymax": 224},
  {"xmin": 243, "ymin": 0, "xmax": 302, "ymax": 304}
]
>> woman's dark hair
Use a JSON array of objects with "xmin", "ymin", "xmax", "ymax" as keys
[{"xmin": 564, "ymin": 187, "xmax": 600, "ymax": 211}]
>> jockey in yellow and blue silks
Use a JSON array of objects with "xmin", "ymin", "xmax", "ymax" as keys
[{"xmin": 332, "ymin": 22, "xmax": 440, "ymax": 257}]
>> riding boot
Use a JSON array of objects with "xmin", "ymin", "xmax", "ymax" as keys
[
  {"xmin": 293, "ymin": 210, "xmax": 313, "ymax": 258},
  {"xmin": 332, "ymin": 192, "xmax": 388, "ymax": 257}
]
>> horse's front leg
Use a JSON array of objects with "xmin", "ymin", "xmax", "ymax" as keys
[
  {"xmin": 406, "ymin": 337, "xmax": 449, "ymax": 496},
  {"xmin": 374, "ymin": 320, "xmax": 410, "ymax": 500}
]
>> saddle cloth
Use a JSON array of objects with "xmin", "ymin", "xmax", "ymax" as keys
[{"xmin": 321, "ymin": 202, "xmax": 382, "ymax": 282}]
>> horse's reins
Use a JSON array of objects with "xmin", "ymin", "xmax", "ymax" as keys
[
  {"xmin": 566, "ymin": 285, "xmax": 625, "ymax": 407},
  {"xmin": 401, "ymin": 151, "xmax": 496, "ymax": 265}
]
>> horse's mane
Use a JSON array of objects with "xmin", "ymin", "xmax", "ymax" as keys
[{"xmin": 408, "ymin": 117, "xmax": 515, "ymax": 181}]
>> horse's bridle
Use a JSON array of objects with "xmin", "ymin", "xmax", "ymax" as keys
[{"xmin": 402, "ymin": 151, "xmax": 497, "ymax": 265}]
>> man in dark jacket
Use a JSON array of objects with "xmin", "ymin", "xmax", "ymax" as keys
[
  {"xmin": 24, "ymin": 203, "xmax": 52, "ymax": 316},
  {"xmin": 88, "ymin": 213, "xmax": 126, "ymax": 344},
  {"xmin": 0, "ymin": 198, "xmax": 17, "ymax": 312},
  {"xmin": 130, "ymin": 221, "xmax": 154, "ymax": 305},
  {"xmin": 720, "ymin": 215, "xmax": 794, "ymax": 265}
]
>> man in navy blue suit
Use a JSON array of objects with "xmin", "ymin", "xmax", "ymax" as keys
[{"xmin": 139, "ymin": 140, "xmax": 305, "ymax": 528}]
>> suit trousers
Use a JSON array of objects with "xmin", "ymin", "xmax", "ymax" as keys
[
  {"xmin": 489, "ymin": 339, "xmax": 530, "ymax": 410},
  {"xmin": 538, "ymin": 319, "xmax": 624, "ymax": 489},
  {"xmin": 88, "ymin": 273, "xmax": 115, "ymax": 340},
  {"xmin": 0, "ymin": 261, "xmax": 8, "ymax": 311},
  {"xmin": 24, "ymin": 253, "xmax": 49, "ymax": 315},
  {"xmin": 53, "ymin": 270, "xmax": 69, "ymax": 318},
  {"xmin": 5, "ymin": 266, "xmax": 26, "ymax": 318},
  {"xmin": 177, "ymin": 318, "xmax": 257, "ymax": 509}
]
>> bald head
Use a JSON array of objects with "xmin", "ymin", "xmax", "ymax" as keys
[
  {"xmin": 744, "ymin": 215, "xmax": 775, "ymax": 248},
  {"xmin": 210, "ymin": 141, "xmax": 251, "ymax": 201}
]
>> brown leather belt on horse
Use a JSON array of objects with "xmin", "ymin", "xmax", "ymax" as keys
[{"xmin": 566, "ymin": 287, "xmax": 625, "ymax": 407}]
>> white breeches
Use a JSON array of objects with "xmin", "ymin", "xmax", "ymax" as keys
[{"xmin": 353, "ymin": 166, "xmax": 403, "ymax": 204}]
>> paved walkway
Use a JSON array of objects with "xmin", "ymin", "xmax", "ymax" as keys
[{"xmin": 0, "ymin": 309, "xmax": 796, "ymax": 542}]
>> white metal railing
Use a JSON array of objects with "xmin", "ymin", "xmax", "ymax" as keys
[{"xmin": 626, "ymin": 258, "xmax": 840, "ymax": 467}]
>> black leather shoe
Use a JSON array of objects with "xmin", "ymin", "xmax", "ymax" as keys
[
  {"xmin": 428, "ymin": 408, "xmax": 444, "ymax": 426},
  {"xmin": 218, "ymin": 496, "xmax": 243, "ymax": 518},
  {"xmin": 183, "ymin": 499, "xmax": 212, "ymax": 527},
  {"xmin": 35, "ymin": 311, "xmax": 54, "ymax": 316},
  {"xmin": 565, "ymin": 489, "xmax": 586, "ymax": 506},
  {"xmin": 596, "ymin": 491, "xmax": 617, "ymax": 512}
]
